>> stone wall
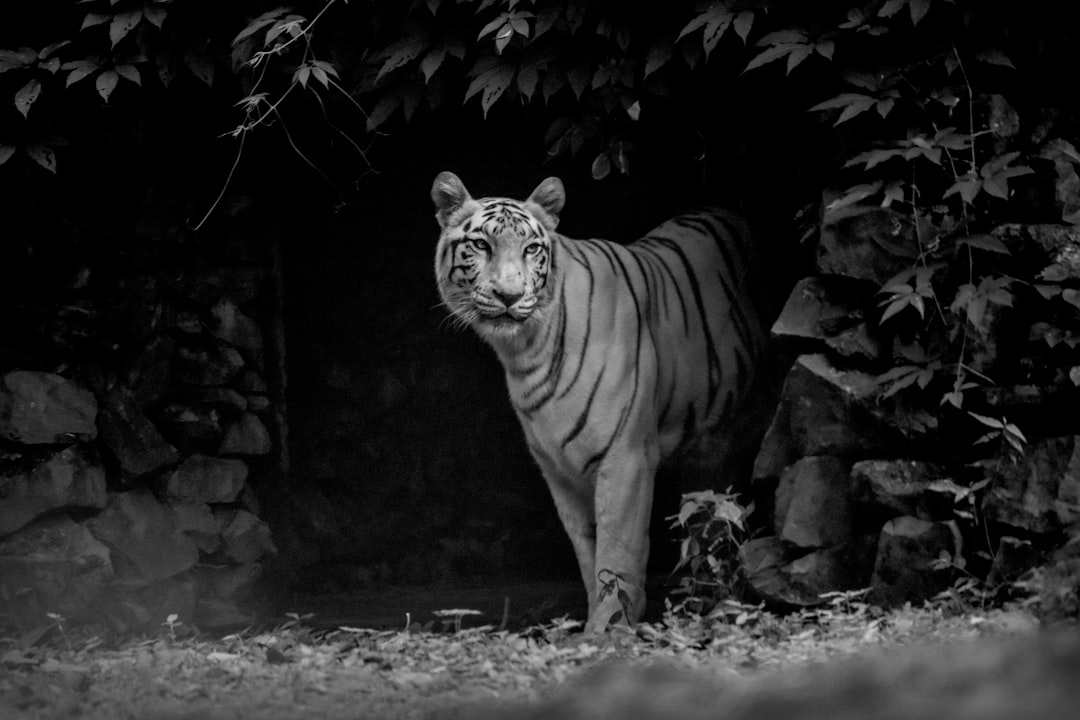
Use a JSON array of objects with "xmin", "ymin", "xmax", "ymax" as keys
[
  {"xmin": 739, "ymin": 207, "xmax": 1080, "ymax": 609},
  {"xmin": 0, "ymin": 198, "xmax": 278, "ymax": 633}
]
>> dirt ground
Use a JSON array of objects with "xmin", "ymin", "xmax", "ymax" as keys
[{"xmin": 3, "ymin": 580, "xmax": 1069, "ymax": 720}]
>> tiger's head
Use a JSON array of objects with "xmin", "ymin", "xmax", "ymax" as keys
[{"xmin": 432, "ymin": 171, "xmax": 565, "ymax": 344}]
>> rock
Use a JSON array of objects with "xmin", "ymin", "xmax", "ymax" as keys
[
  {"xmin": 850, "ymin": 459, "xmax": 950, "ymax": 517},
  {"xmin": 174, "ymin": 310, "xmax": 205, "ymax": 334},
  {"xmin": 775, "ymin": 456, "xmax": 852, "ymax": 548},
  {"xmin": 99, "ymin": 573, "xmax": 197, "ymax": 634},
  {"xmin": 209, "ymin": 299, "xmax": 263, "ymax": 357},
  {"xmin": 97, "ymin": 386, "xmax": 180, "ymax": 480},
  {"xmin": 0, "ymin": 515, "xmax": 113, "ymax": 626},
  {"xmin": 198, "ymin": 562, "xmax": 262, "ymax": 602},
  {"xmin": 195, "ymin": 597, "xmax": 256, "ymax": 629},
  {"xmin": 0, "ymin": 446, "xmax": 107, "ymax": 536},
  {"xmin": 992, "ymin": 223, "xmax": 1080, "ymax": 273},
  {"xmin": 168, "ymin": 501, "xmax": 221, "ymax": 554},
  {"xmin": 870, "ymin": 516, "xmax": 956, "ymax": 606},
  {"xmin": 770, "ymin": 276, "xmax": 880, "ymax": 359},
  {"xmin": 739, "ymin": 536, "xmax": 800, "ymax": 605},
  {"xmin": 218, "ymin": 412, "xmax": 272, "ymax": 456},
  {"xmin": 218, "ymin": 508, "xmax": 276, "ymax": 564},
  {"xmin": 817, "ymin": 205, "xmax": 920, "ymax": 286},
  {"xmin": 986, "ymin": 535, "xmax": 1045, "ymax": 586},
  {"xmin": 157, "ymin": 403, "xmax": 224, "ymax": 454},
  {"xmin": 234, "ymin": 369, "xmax": 268, "ymax": 393},
  {"xmin": 86, "ymin": 489, "xmax": 199, "ymax": 585},
  {"xmin": 171, "ymin": 386, "xmax": 248, "ymax": 412},
  {"xmin": 173, "ymin": 342, "xmax": 245, "ymax": 386},
  {"xmin": 739, "ymin": 537, "xmax": 863, "ymax": 607},
  {"xmin": 246, "ymin": 394, "xmax": 271, "ymax": 412},
  {"xmin": 123, "ymin": 334, "xmax": 173, "ymax": 409},
  {"xmin": 753, "ymin": 355, "xmax": 908, "ymax": 481},
  {"xmin": 981, "ymin": 435, "xmax": 1080, "ymax": 534},
  {"xmin": 0, "ymin": 371, "xmax": 97, "ymax": 444},
  {"xmin": 162, "ymin": 454, "xmax": 248, "ymax": 503}
]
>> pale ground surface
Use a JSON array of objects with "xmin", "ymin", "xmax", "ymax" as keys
[{"xmin": 0, "ymin": 581, "xmax": 1054, "ymax": 720}]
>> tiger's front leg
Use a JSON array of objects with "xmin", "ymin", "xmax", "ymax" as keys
[{"xmin": 588, "ymin": 444, "xmax": 658, "ymax": 633}]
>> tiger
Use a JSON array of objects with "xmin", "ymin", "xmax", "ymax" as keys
[{"xmin": 431, "ymin": 171, "xmax": 767, "ymax": 632}]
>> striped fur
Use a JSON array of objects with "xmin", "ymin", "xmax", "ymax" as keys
[{"xmin": 432, "ymin": 171, "xmax": 766, "ymax": 632}]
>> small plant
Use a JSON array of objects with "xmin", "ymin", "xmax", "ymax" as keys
[
  {"xmin": 596, "ymin": 569, "xmax": 633, "ymax": 626},
  {"xmin": 162, "ymin": 613, "xmax": 182, "ymax": 642},
  {"xmin": 45, "ymin": 612, "xmax": 71, "ymax": 651},
  {"xmin": 668, "ymin": 489, "xmax": 752, "ymax": 614}
]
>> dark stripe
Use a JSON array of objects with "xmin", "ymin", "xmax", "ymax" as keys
[{"xmin": 562, "ymin": 366, "xmax": 605, "ymax": 448}]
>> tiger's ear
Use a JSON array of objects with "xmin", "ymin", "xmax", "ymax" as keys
[
  {"xmin": 527, "ymin": 177, "xmax": 565, "ymax": 230},
  {"xmin": 431, "ymin": 171, "xmax": 471, "ymax": 228}
]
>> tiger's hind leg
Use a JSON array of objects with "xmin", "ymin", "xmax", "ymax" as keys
[{"xmin": 589, "ymin": 444, "xmax": 659, "ymax": 633}]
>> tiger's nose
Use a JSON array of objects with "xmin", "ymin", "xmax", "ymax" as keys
[{"xmin": 493, "ymin": 289, "xmax": 523, "ymax": 307}]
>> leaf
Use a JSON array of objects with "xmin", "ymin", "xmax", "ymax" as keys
[
  {"xmin": 968, "ymin": 412, "xmax": 1004, "ymax": 429},
  {"xmin": 81, "ymin": 12, "xmax": 110, "ymax": 30},
  {"xmin": 644, "ymin": 40, "xmax": 672, "ymax": 78},
  {"xmin": 376, "ymin": 38, "xmax": 427, "ymax": 82},
  {"xmin": 733, "ymin": 11, "xmax": 754, "ymax": 42},
  {"xmin": 38, "ymin": 40, "xmax": 71, "ymax": 60},
  {"xmin": 14, "ymin": 78, "xmax": 41, "ymax": 117},
  {"xmin": 478, "ymin": 16, "xmax": 507, "ymax": 40},
  {"xmin": 517, "ymin": 65, "xmax": 538, "ymax": 99},
  {"xmin": 909, "ymin": 0, "xmax": 930, "ymax": 25},
  {"xmin": 0, "ymin": 144, "xmax": 15, "ymax": 165},
  {"xmin": 1062, "ymin": 289, "xmax": 1080, "ymax": 310},
  {"xmin": 25, "ymin": 144, "xmax": 57, "ymax": 173},
  {"xmin": 231, "ymin": 7, "xmax": 289, "ymax": 45},
  {"xmin": 567, "ymin": 64, "xmax": 592, "ymax": 99},
  {"xmin": 465, "ymin": 64, "xmax": 514, "ymax": 117},
  {"xmin": 420, "ymin": 46, "xmax": 446, "ymax": 83},
  {"xmin": 591, "ymin": 151, "xmax": 611, "ymax": 180},
  {"xmin": 785, "ymin": 45, "xmax": 812, "ymax": 73},
  {"xmin": 114, "ymin": 64, "xmax": 140, "ymax": 86},
  {"xmin": 184, "ymin": 47, "xmax": 215, "ymax": 86},
  {"xmin": 144, "ymin": 6, "xmax": 167, "ymax": 29},
  {"xmin": 976, "ymin": 49, "xmax": 1015, "ymax": 69},
  {"xmin": 701, "ymin": 8, "xmax": 734, "ymax": 59},
  {"xmin": 294, "ymin": 65, "xmax": 310, "ymax": 88},
  {"xmin": 109, "ymin": 9, "xmax": 143, "ymax": 47},
  {"xmin": 65, "ymin": 59, "xmax": 99, "ymax": 87},
  {"xmin": 825, "ymin": 181, "xmax": 883, "ymax": 211},
  {"xmin": 957, "ymin": 234, "xmax": 1010, "ymax": 254},
  {"xmin": 365, "ymin": 94, "xmax": 400, "ymax": 132},
  {"xmin": 744, "ymin": 44, "xmax": 799, "ymax": 73},
  {"xmin": 95, "ymin": 69, "xmax": 118, "ymax": 101},
  {"xmin": 878, "ymin": 0, "xmax": 907, "ymax": 18}
]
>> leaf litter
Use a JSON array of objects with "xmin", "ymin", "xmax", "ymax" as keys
[{"xmin": 0, "ymin": 601, "xmax": 1049, "ymax": 720}]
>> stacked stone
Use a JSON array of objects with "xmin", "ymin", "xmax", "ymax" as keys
[
  {"xmin": 741, "ymin": 207, "xmax": 1080, "ymax": 608},
  {"xmin": 0, "ymin": 262, "xmax": 276, "ymax": 633}
]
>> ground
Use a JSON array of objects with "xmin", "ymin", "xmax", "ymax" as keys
[{"xmin": 1, "ymin": 580, "xmax": 1069, "ymax": 720}]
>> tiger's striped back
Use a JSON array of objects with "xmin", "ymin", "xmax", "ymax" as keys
[{"xmin": 431, "ymin": 171, "xmax": 767, "ymax": 632}]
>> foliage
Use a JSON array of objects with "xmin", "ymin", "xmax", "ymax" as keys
[{"xmin": 667, "ymin": 488, "xmax": 752, "ymax": 614}]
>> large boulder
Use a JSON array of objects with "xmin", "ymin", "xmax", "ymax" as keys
[
  {"xmin": 86, "ymin": 489, "xmax": 199, "ymax": 585},
  {"xmin": 981, "ymin": 436, "xmax": 1080, "ymax": 534},
  {"xmin": 0, "ymin": 371, "xmax": 97, "ymax": 444},
  {"xmin": 774, "ymin": 456, "xmax": 852, "ymax": 549},
  {"xmin": 0, "ymin": 515, "xmax": 113, "ymax": 625},
  {"xmin": 0, "ymin": 446, "xmax": 107, "ymax": 536},
  {"xmin": 753, "ymin": 355, "xmax": 909, "ymax": 481},
  {"xmin": 161, "ymin": 453, "xmax": 248, "ymax": 504},
  {"xmin": 97, "ymin": 385, "xmax": 180, "ymax": 480}
]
